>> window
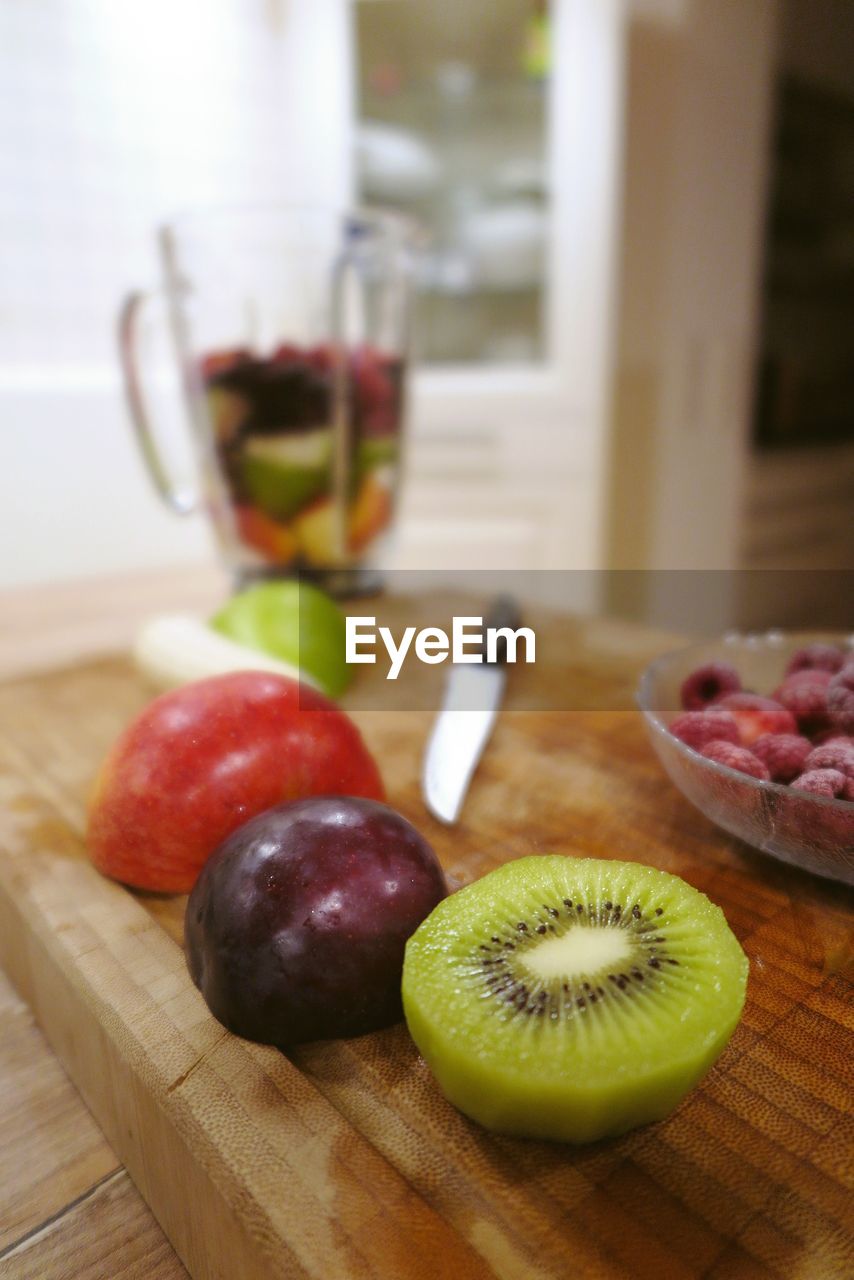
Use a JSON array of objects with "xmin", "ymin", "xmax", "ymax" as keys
[{"xmin": 354, "ymin": 0, "xmax": 551, "ymax": 366}]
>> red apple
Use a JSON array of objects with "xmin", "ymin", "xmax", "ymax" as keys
[
  {"xmin": 235, "ymin": 504, "xmax": 299, "ymax": 563},
  {"xmin": 87, "ymin": 671, "xmax": 384, "ymax": 893}
]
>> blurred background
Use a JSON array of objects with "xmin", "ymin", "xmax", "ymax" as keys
[{"xmin": 1, "ymin": 0, "xmax": 852, "ymax": 629}]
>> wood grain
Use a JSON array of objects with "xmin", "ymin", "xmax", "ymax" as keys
[
  {"xmin": 0, "ymin": 969, "xmax": 118, "ymax": 1254},
  {"xmin": 0, "ymin": 615, "xmax": 852, "ymax": 1279},
  {"xmin": 0, "ymin": 1171, "xmax": 187, "ymax": 1280},
  {"xmin": 0, "ymin": 564, "xmax": 228, "ymax": 683},
  {"xmin": 0, "ymin": 683, "xmax": 490, "ymax": 1280},
  {"xmin": 0, "ymin": 961, "xmax": 186, "ymax": 1278}
]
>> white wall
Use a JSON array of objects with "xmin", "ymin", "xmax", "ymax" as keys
[{"xmin": 0, "ymin": 0, "xmax": 352, "ymax": 588}]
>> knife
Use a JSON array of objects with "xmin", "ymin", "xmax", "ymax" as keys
[{"xmin": 422, "ymin": 596, "xmax": 522, "ymax": 825}]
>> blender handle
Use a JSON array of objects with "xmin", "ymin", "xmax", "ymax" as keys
[
  {"xmin": 329, "ymin": 236, "xmax": 366, "ymax": 564},
  {"xmin": 118, "ymin": 289, "xmax": 199, "ymax": 516}
]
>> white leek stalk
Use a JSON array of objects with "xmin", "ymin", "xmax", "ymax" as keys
[{"xmin": 133, "ymin": 614, "xmax": 317, "ymax": 691}]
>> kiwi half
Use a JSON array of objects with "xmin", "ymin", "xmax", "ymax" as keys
[{"xmin": 402, "ymin": 856, "xmax": 748, "ymax": 1143}]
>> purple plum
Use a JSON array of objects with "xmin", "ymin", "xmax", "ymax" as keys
[{"xmin": 185, "ymin": 796, "xmax": 447, "ymax": 1046}]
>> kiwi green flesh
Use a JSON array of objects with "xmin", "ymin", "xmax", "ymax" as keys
[{"xmin": 401, "ymin": 856, "xmax": 748, "ymax": 1144}]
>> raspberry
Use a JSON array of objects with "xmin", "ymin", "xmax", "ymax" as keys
[
  {"xmin": 810, "ymin": 729, "xmax": 853, "ymax": 746},
  {"xmin": 777, "ymin": 668, "xmax": 833, "ymax": 689},
  {"xmin": 752, "ymin": 733, "xmax": 812, "ymax": 783},
  {"xmin": 700, "ymin": 740, "xmax": 770, "ymax": 780},
  {"xmin": 803, "ymin": 742, "xmax": 854, "ymax": 779},
  {"xmin": 773, "ymin": 670, "xmax": 832, "ymax": 736},
  {"xmin": 784, "ymin": 644, "xmax": 846, "ymax": 677},
  {"xmin": 827, "ymin": 665, "xmax": 854, "ymax": 734},
  {"xmin": 790, "ymin": 769, "xmax": 848, "ymax": 798},
  {"xmin": 844, "ymin": 778, "xmax": 854, "ymax": 803},
  {"xmin": 718, "ymin": 693, "xmax": 796, "ymax": 746},
  {"xmin": 679, "ymin": 662, "xmax": 741, "ymax": 711},
  {"xmin": 669, "ymin": 709, "xmax": 740, "ymax": 752}
]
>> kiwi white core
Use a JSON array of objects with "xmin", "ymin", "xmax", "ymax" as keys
[{"xmin": 520, "ymin": 926, "xmax": 632, "ymax": 982}]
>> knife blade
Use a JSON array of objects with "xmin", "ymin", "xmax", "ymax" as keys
[{"xmin": 422, "ymin": 597, "xmax": 521, "ymax": 825}]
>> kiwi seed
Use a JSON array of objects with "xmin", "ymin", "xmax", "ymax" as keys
[{"xmin": 464, "ymin": 891, "xmax": 674, "ymax": 1021}]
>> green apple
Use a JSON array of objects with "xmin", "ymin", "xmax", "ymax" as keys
[
  {"xmin": 354, "ymin": 437, "xmax": 398, "ymax": 489},
  {"xmin": 211, "ymin": 580, "xmax": 352, "ymax": 699},
  {"xmin": 239, "ymin": 429, "xmax": 332, "ymax": 521}
]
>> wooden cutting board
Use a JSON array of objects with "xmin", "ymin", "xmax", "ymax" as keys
[{"xmin": 0, "ymin": 610, "xmax": 852, "ymax": 1280}]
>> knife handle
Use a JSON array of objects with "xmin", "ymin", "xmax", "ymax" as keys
[{"xmin": 481, "ymin": 595, "xmax": 523, "ymax": 665}]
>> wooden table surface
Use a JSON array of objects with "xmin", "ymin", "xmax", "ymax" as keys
[
  {"xmin": 0, "ymin": 567, "xmax": 229, "ymax": 1279},
  {"xmin": 0, "ymin": 568, "xmax": 852, "ymax": 1280}
]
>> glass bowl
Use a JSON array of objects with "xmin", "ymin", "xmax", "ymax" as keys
[{"xmin": 637, "ymin": 632, "xmax": 854, "ymax": 885}]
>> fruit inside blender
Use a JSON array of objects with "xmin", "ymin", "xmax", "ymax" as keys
[{"xmin": 200, "ymin": 343, "xmax": 402, "ymax": 566}]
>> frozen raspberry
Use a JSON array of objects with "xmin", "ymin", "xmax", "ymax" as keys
[
  {"xmin": 790, "ymin": 769, "xmax": 848, "ymax": 798},
  {"xmin": 803, "ymin": 742, "xmax": 854, "ymax": 779},
  {"xmin": 843, "ymin": 777, "xmax": 854, "ymax": 803},
  {"xmin": 718, "ymin": 693, "xmax": 796, "ymax": 746},
  {"xmin": 752, "ymin": 733, "xmax": 812, "ymax": 783},
  {"xmin": 810, "ymin": 729, "xmax": 852, "ymax": 746},
  {"xmin": 773, "ymin": 670, "xmax": 833, "ymax": 736},
  {"xmin": 700, "ymin": 740, "xmax": 770, "ymax": 780},
  {"xmin": 774, "ymin": 668, "xmax": 833, "ymax": 694},
  {"xmin": 669, "ymin": 709, "xmax": 740, "ymax": 752},
  {"xmin": 679, "ymin": 662, "xmax": 742, "ymax": 711},
  {"xmin": 827, "ymin": 665, "xmax": 854, "ymax": 735},
  {"xmin": 784, "ymin": 644, "xmax": 846, "ymax": 677}
]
